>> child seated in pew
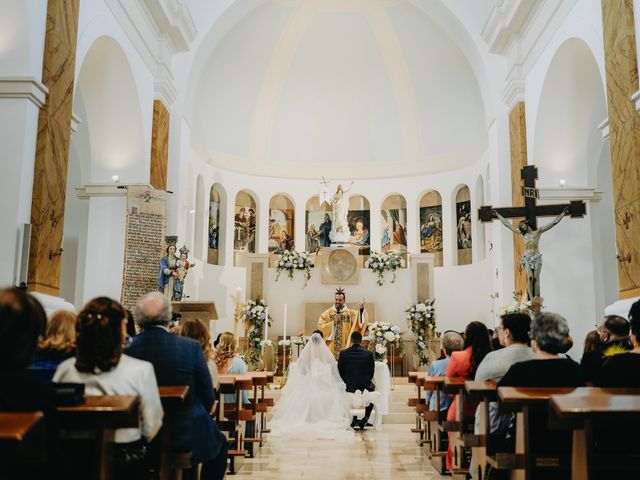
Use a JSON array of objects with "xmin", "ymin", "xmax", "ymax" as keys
[
  {"xmin": 495, "ymin": 312, "xmax": 585, "ymax": 473},
  {"xmin": 54, "ymin": 297, "xmax": 164, "ymax": 480},
  {"xmin": 214, "ymin": 332, "xmax": 249, "ymax": 406},
  {"xmin": 425, "ymin": 331, "xmax": 463, "ymax": 411},
  {"xmin": 28, "ymin": 310, "xmax": 78, "ymax": 382}
]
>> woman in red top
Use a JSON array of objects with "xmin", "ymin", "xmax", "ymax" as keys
[{"xmin": 445, "ymin": 321, "xmax": 492, "ymax": 470}]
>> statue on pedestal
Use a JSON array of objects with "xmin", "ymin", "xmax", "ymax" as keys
[{"xmin": 329, "ymin": 182, "xmax": 353, "ymax": 244}]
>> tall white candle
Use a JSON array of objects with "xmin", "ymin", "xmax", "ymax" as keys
[
  {"xmin": 264, "ymin": 307, "xmax": 269, "ymax": 341},
  {"xmin": 283, "ymin": 304, "xmax": 288, "ymax": 340},
  {"xmin": 236, "ymin": 286, "xmax": 242, "ymax": 302}
]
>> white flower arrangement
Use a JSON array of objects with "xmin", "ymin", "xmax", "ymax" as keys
[
  {"xmin": 406, "ymin": 299, "xmax": 437, "ymax": 366},
  {"xmin": 241, "ymin": 299, "xmax": 271, "ymax": 368},
  {"xmin": 367, "ymin": 321, "xmax": 404, "ymax": 361},
  {"xmin": 364, "ymin": 251, "xmax": 405, "ymax": 286},
  {"xmin": 277, "ymin": 339, "xmax": 292, "ymax": 347},
  {"xmin": 275, "ymin": 250, "xmax": 313, "ymax": 287},
  {"xmin": 497, "ymin": 293, "xmax": 542, "ymax": 319},
  {"xmin": 260, "ymin": 339, "xmax": 273, "ymax": 347}
]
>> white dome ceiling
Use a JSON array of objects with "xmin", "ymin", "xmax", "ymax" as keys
[{"xmin": 189, "ymin": 0, "xmax": 488, "ymax": 179}]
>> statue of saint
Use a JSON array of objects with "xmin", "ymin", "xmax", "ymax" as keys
[
  {"xmin": 318, "ymin": 288, "xmax": 369, "ymax": 359},
  {"xmin": 174, "ymin": 245, "xmax": 195, "ymax": 301},
  {"xmin": 493, "ymin": 207, "xmax": 569, "ymax": 299},
  {"xmin": 158, "ymin": 243, "xmax": 179, "ymax": 300},
  {"xmin": 329, "ymin": 182, "xmax": 353, "ymax": 243}
]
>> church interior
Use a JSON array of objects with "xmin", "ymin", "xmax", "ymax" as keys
[{"xmin": 2, "ymin": 0, "xmax": 640, "ymax": 479}]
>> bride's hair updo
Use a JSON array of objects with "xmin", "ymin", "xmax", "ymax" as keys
[
  {"xmin": 214, "ymin": 332, "xmax": 237, "ymax": 370},
  {"xmin": 311, "ymin": 332, "xmax": 323, "ymax": 344}
]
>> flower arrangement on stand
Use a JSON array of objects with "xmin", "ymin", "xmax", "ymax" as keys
[
  {"xmin": 365, "ymin": 251, "xmax": 405, "ymax": 286},
  {"xmin": 276, "ymin": 338, "xmax": 293, "ymax": 380},
  {"xmin": 498, "ymin": 294, "xmax": 543, "ymax": 318},
  {"xmin": 406, "ymin": 299, "xmax": 437, "ymax": 367},
  {"xmin": 241, "ymin": 299, "xmax": 271, "ymax": 369},
  {"xmin": 368, "ymin": 321, "xmax": 404, "ymax": 362},
  {"xmin": 275, "ymin": 250, "xmax": 313, "ymax": 287}
]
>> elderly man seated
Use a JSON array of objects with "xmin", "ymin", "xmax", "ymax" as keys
[
  {"xmin": 581, "ymin": 315, "xmax": 631, "ymax": 383},
  {"xmin": 425, "ymin": 331, "xmax": 463, "ymax": 411}
]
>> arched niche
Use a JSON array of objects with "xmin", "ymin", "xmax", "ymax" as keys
[
  {"xmin": 348, "ymin": 195, "xmax": 370, "ymax": 256},
  {"xmin": 234, "ymin": 190, "xmax": 257, "ymax": 258},
  {"xmin": 269, "ymin": 194, "xmax": 295, "ymax": 253},
  {"xmin": 454, "ymin": 185, "xmax": 472, "ymax": 266},
  {"xmin": 194, "ymin": 176, "xmax": 205, "ymax": 259},
  {"xmin": 474, "ymin": 176, "xmax": 486, "ymax": 261},
  {"xmin": 419, "ymin": 190, "xmax": 443, "ymax": 267},
  {"xmin": 208, "ymin": 183, "xmax": 225, "ymax": 265},
  {"xmin": 381, "ymin": 194, "xmax": 407, "ymax": 265},
  {"xmin": 305, "ymin": 195, "xmax": 331, "ymax": 254}
]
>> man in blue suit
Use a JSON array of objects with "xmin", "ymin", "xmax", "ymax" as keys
[
  {"xmin": 127, "ymin": 292, "xmax": 227, "ymax": 479},
  {"xmin": 338, "ymin": 331, "xmax": 375, "ymax": 430}
]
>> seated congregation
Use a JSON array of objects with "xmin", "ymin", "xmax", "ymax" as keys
[
  {"xmin": 410, "ymin": 299, "xmax": 640, "ymax": 480},
  {"xmin": 0, "ymin": 288, "xmax": 275, "ymax": 480}
]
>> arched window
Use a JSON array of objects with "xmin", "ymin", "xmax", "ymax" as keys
[
  {"xmin": 455, "ymin": 185, "xmax": 472, "ymax": 266},
  {"xmin": 208, "ymin": 184, "xmax": 225, "ymax": 265},
  {"xmin": 419, "ymin": 190, "xmax": 443, "ymax": 267},
  {"xmin": 381, "ymin": 194, "xmax": 407, "ymax": 265},
  {"xmin": 269, "ymin": 194, "xmax": 295, "ymax": 253},
  {"xmin": 234, "ymin": 191, "xmax": 257, "ymax": 255}
]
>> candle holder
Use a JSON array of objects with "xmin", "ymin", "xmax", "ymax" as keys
[{"xmin": 276, "ymin": 339, "xmax": 292, "ymax": 386}]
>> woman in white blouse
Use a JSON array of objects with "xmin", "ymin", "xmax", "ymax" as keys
[{"xmin": 54, "ymin": 297, "xmax": 163, "ymax": 479}]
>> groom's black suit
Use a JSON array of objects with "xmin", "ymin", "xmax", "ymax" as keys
[{"xmin": 338, "ymin": 344, "xmax": 375, "ymax": 427}]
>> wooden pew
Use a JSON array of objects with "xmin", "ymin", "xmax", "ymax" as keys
[
  {"xmin": 407, "ymin": 372, "xmax": 428, "ymax": 443},
  {"xmin": 465, "ymin": 381, "xmax": 497, "ymax": 480},
  {"xmin": 548, "ymin": 388, "xmax": 640, "ymax": 480},
  {"xmin": 55, "ymin": 395, "xmax": 140, "ymax": 480},
  {"xmin": 218, "ymin": 373, "xmax": 255, "ymax": 474},
  {"xmin": 0, "ymin": 411, "xmax": 47, "ymax": 468},
  {"xmin": 444, "ymin": 377, "xmax": 471, "ymax": 478},
  {"xmin": 496, "ymin": 387, "xmax": 577, "ymax": 480},
  {"xmin": 157, "ymin": 386, "xmax": 190, "ymax": 480},
  {"xmin": 416, "ymin": 376, "xmax": 447, "ymax": 474}
]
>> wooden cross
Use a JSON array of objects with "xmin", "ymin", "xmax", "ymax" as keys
[{"xmin": 479, "ymin": 165, "xmax": 587, "ymax": 228}]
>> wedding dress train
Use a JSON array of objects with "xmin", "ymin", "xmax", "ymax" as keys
[{"xmin": 269, "ymin": 333, "xmax": 354, "ymax": 440}]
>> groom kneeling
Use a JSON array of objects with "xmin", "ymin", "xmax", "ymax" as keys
[{"xmin": 338, "ymin": 332, "xmax": 375, "ymax": 430}]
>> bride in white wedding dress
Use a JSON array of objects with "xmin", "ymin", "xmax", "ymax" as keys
[{"xmin": 269, "ymin": 333, "xmax": 354, "ymax": 440}]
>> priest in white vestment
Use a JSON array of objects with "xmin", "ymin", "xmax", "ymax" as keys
[{"xmin": 318, "ymin": 288, "xmax": 369, "ymax": 358}]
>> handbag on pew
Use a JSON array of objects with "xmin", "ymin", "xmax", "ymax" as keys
[{"xmin": 52, "ymin": 382, "xmax": 85, "ymax": 406}]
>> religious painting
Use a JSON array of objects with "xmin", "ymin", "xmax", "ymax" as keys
[
  {"xmin": 208, "ymin": 184, "xmax": 222, "ymax": 265},
  {"xmin": 456, "ymin": 186, "xmax": 472, "ymax": 266},
  {"xmin": 305, "ymin": 195, "xmax": 332, "ymax": 255},
  {"xmin": 381, "ymin": 194, "xmax": 407, "ymax": 265},
  {"xmin": 347, "ymin": 194, "xmax": 370, "ymax": 256},
  {"xmin": 234, "ymin": 191, "xmax": 256, "ymax": 256},
  {"xmin": 419, "ymin": 190, "xmax": 443, "ymax": 267},
  {"xmin": 269, "ymin": 194, "xmax": 294, "ymax": 254}
]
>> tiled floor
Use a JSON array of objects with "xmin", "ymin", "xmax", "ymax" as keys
[{"xmin": 235, "ymin": 424, "xmax": 448, "ymax": 479}]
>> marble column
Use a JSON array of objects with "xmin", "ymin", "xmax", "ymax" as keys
[
  {"xmin": 150, "ymin": 100, "xmax": 170, "ymax": 191},
  {"xmin": 508, "ymin": 101, "xmax": 528, "ymax": 299},
  {"xmin": 601, "ymin": 0, "xmax": 640, "ymax": 299},
  {"xmin": 27, "ymin": 0, "xmax": 80, "ymax": 295}
]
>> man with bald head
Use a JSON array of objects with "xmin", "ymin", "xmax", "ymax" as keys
[{"xmin": 127, "ymin": 292, "xmax": 227, "ymax": 479}]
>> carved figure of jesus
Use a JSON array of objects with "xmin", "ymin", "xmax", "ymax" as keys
[
  {"xmin": 331, "ymin": 182, "xmax": 353, "ymax": 236},
  {"xmin": 493, "ymin": 207, "xmax": 569, "ymax": 299}
]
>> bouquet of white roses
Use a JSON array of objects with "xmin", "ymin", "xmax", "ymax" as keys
[
  {"xmin": 365, "ymin": 251, "xmax": 405, "ymax": 286},
  {"xmin": 275, "ymin": 249, "xmax": 313, "ymax": 287},
  {"xmin": 241, "ymin": 299, "xmax": 271, "ymax": 368},
  {"xmin": 368, "ymin": 321, "xmax": 404, "ymax": 362},
  {"xmin": 406, "ymin": 299, "xmax": 436, "ymax": 366}
]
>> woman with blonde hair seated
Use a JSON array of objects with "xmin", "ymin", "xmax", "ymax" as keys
[
  {"xmin": 29, "ymin": 310, "xmax": 78, "ymax": 381},
  {"xmin": 214, "ymin": 332, "xmax": 249, "ymax": 405},
  {"xmin": 179, "ymin": 317, "xmax": 218, "ymax": 389}
]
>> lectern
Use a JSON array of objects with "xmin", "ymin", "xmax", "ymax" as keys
[{"xmin": 171, "ymin": 301, "xmax": 217, "ymax": 324}]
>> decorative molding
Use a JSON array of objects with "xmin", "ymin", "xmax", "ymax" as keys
[
  {"xmin": 105, "ymin": 0, "xmax": 197, "ymax": 105},
  {"xmin": 0, "ymin": 77, "xmax": 48, "ymax": 108},
  {"xmin": 76, "ymin": 183, "xmax": 153, "ymax": 199},
  {"xmin": 501, "ymin": 76, "xmax": 526, "ymax": 111},
  {"xmin": 481, "ymin": 0, "xmax": 577, "ymax": 108},
  {"xmin": 482, "ymin": 0, "xmax": 541, "ymax": 55},
  {"xmin": 70, "ymin": 112, "xmax": 83, "ymax": 133},
  {"xmin": 598, "ymin": 118, "xmax": 609, "ymax": 141},
  {"xmin": 537, "ymin": 187, "xmax": 601, "ymax": 202},
  {"xmin": 632, "ymin": 89, "xmax": 640, "ymax": 115}
]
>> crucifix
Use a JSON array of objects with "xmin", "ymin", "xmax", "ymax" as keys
[
  {"xmin": 319, "ymin": 176, "xmax": 331, "ymax": 205},
  {"xmin": 479, "ymin": 165, "xmax": 586, "ymax": 299}
]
